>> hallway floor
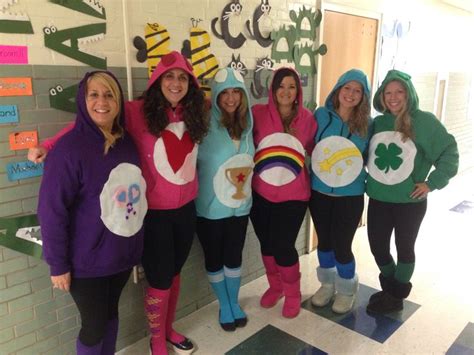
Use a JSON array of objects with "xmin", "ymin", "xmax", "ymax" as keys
[{"xmin": 118, "ymin": 170, "xmax": 474, "ymax": 354}]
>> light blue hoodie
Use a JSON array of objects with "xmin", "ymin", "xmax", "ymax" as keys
[
  {"xmin": 310, "ymin": 69, "xmax": 372, "ymax": 196},
  {"xmin": 196, "ymin": 68, "xmax": 255, "ymax": 219}
]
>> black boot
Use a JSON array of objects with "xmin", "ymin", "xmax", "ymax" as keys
[
  {"xmin": 368, "ymin": 274, "xmax": 392, "ymax": 304},
  {"xmin": 366, "ymin": 279, "xmax": 412, "ymax": 315}
]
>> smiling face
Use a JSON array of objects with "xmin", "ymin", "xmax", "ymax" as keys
[
  {"xmin": 383, "ymin": 80, "xmax": 407, "ymax": 115},
  {"xmin": 218, "ymin": 88, "xmax": 242, "ymax": 115},
  {"xmin": 338, "ymin": 80, "xmax": 363, "ymax": 111},
  {"xmin": 160, "ymin": 68, "xmax": 190, "ymax": 107},
  {"xmin": 275, "ymin": 75, "xmax": 298, "ymax": 110},
  {"xmin": 86, "ymin": 78, "xmax": 119, "ymax": 132}
]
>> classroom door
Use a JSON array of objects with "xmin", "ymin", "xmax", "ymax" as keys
[{"xmin": 318, "ymin": 10, "xmax": 378, "ymax": 106}]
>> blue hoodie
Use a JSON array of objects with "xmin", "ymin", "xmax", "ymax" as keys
[
  {"xmin": 196, "ymin": 68, "xmax": 255, "ymax": 219},
  {"xmin": 38, "ymin": 71, "xmax": 147, "ymax": 278},
  {"xmin": 310, "ymin": 69, "xmax": 372, "ymax": 196}
]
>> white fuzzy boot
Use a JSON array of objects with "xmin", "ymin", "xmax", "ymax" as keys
[
  {"xmin": 311, "ymin": 267, "xmax": 336, "ymax": 307},
  {"xmin": 332, "ymin": 274, "xmax": 359, "ymax": 314}
]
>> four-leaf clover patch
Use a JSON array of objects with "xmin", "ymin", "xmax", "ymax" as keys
[{"xmin": 374, "ymin": 143, "xmax": 403, "ymax": 173}]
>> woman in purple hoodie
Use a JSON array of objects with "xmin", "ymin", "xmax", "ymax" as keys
[{"xmin": 38, "ymin": 71, "xmax": 147, "ymax": 355}]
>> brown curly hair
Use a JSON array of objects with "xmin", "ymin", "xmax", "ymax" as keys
[
  {"xmin": 331, "ymin": 86, "xmax": 370, "ymax": 137},
  {"xmin": 141, "ymin": 76, "xmax": 209, "ymax": 143},
  {"xmin": 219, "ymin": 89, "xmax": 248, "ymax": 139}
]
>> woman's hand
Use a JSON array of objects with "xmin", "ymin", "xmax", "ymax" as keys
[
  {"xmin": 410, "ymin": 182, "xmax": 431, "ymax": 199},
  {"xmin": 28, "ymin": 146, "xmax": 48, "ymax": 163},
  {"xmin": 51, "ymin": 272, "xmax": 71, "ymax": 292}
]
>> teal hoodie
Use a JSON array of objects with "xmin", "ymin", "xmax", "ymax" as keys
[
  {"xmin": 196, "ymin": 68, "xmax": 255, "ymax": 219},
  {"xmin": 367, "ymin": 70, "xmax": 459, "ymax": 203},
  {"xmin": 310, "ymin": 69, "xmax": 372, "ymax": 196}
]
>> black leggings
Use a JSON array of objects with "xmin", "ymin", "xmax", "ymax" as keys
[
  {"xmin": 141, "ymin": 201, "xmax": 196, "ymax": 289},
  {"xmin": 367, "ymin": 198, "xmax": 427, "ymax": 266},
  {"xmin": 196, "ymin": 215, "xmax": 248, "ymax": 272},
  {"xmin": 309, "ymin": 190, "xmax": 364, "ymax": 264},
  {"xmin": 70, "ymin": 269, "xmax": 131, "ymax": 346},
  {"xmin": 250, "ymin": 192, "xmax": 307, "ymax": 266}
]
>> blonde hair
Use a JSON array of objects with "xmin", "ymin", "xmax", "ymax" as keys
[
  {"xmin": 332, "ymin": 87, "xmax": 370, "ymax": 137},
  {"xmin": 219, "ymin": 89, "xmax": 248, "ymax": 139},
  {"xmin": 86, "ymin": 72, "xmax": 124, "ymax": 154},
  {"xmin": 381, "ymin": 81, "xmax": 413, "ymax": 141}
]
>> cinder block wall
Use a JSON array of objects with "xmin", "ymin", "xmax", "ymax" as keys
[{"xmin": 0, "ymin": 0, "xmax": 316, "ymax": 353}]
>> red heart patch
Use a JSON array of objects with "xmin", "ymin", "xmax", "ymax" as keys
[{"xmin": 161, "ymin": 130, "xmax": 194, "ymax": 173}]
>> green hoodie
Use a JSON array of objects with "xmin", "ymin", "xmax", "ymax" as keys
[{"xmin": 366, "ymin": 70, "xmax": 459, "ymax": 203}]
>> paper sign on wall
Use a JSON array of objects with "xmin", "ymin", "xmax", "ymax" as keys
[
  {"xmin": 0, "ymin": 77, "xmax": 33, "ymax": 96},
  {"xmin": 0, "ymin": 45, "xmax": 28, "ymax": 64},
  {"xmin": 6, "ymin": 161, "xmax": 44, "ymax": 181},
  {"xmin": 0, "ymin": 105, "xmax": 19, "ymax": 124},
  {"xmin": 9, "ymin": 131, "xmax": 38, "ymax": 150}
]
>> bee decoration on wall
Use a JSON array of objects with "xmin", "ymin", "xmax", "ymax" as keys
[
  {"xmin": 211, "ymin": 0, "xmax": 246, "ymax": 49},
  {"xmin": 245, "ymin": 0, "xmax": 272, "ymax": 48}
]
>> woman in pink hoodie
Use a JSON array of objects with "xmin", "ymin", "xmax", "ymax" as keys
[
  {"xmin": 29, "ymin": 51, "xmax": 208, "ymax": 355},
  {"xmin": 250, "ymin": 67, "xmax": 317, "ymax": 318}
]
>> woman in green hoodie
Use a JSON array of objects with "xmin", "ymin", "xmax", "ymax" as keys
[{"xmin": 366, "ymin": 70, "xmax": 459, "ymax": 314}]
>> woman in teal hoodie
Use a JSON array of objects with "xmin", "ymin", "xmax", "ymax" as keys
[
  {"xmin": 366, "ymin": 70, "xmax": 458, "ymax": 314},
  {"xmin": 309, "ymin": 69, "xmax": 372, "ymax": 314},
  {"xmin": 196, "ymin": 68, "xmax": 254, "ymax": 331}
]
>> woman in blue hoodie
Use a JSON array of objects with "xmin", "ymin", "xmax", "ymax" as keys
[
  {"xmin": 309, "ymin": 69, "xmax": 371, "ymax": 314},
  {"xmin": 195, "ymin": 68, "xmax": 254, "ymax": 331},
  {"xmin": 38, "ymin": 71, "xmax": 147, "ymax": 355}
]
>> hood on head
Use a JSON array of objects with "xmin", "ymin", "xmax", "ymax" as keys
[
  {"xmin": 76, "ymin": 70, "xmax": 125, "ymax": 134},
  {"xmin": 147, "ymin": 51, "xmax": 200, "ymax": 90},
  {"xmin": 373, "ymin": 69, "xmax": 419, "ymax": 114},
  {"xmin": 325, "ymin": 69, "xmax": 371, "ymax": 110}
]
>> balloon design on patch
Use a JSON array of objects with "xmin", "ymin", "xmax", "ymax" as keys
[
  {"xmin": 114, "ymin": 184, "xmax": 141, "ymax": 220},
  {"xmin": 311, "ymin": 136, "xmax": 363, "ymax": 188},
  {"xmin": 254, "ymin": 133, "xmax": 305, "ymax": 186}
]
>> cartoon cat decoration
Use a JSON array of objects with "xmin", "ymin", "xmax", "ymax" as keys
[
  {"xmin": 211, "ymin": 0, "xmax": 246, "ymax": 49},
  {"xmin": 227, "ymin": 54, "xmax": 248, "ymax": 77},
  {"xmin": 250, "ymin": 56, "xmax": 274, "ymax": 100},
  {"xmin": 245, "ymin": 0, "xmax": 272, "ymax": 48}
]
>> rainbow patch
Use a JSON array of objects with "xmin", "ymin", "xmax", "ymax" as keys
[{"xmin": 254, "ymin": 145, "xmax": 305, "ymax": 176}]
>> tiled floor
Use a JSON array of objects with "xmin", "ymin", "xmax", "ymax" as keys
[{"xmin": 118, "ymin": 170, "xmax": 474, "ymax": 354}]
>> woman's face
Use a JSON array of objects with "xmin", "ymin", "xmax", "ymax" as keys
[
  {"xmin": 160, "ymin": 68, "xmax": 190, "ymax": 107},
  {"xmin": 86, "ymin": 79, "xmax": 118, "ymax": 132},
  {"xmin": 275, "ymin": 75, "xmax": 298, "ymax": 109},
  {"xmin": 338, "ymin": 81, "xmax": 363, "ymax": 110},
  {"xmin": 218, "ymin": 88, "xmax": 242, "ymax": 115},
  {"xmin": 383, "ymin": 81, "xmax": 407, "ymax": 115}
]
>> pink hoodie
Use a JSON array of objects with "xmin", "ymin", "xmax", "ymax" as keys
[
  {"xmin": 252, "ymin": 67, "xmax": 317, "ymax": 203},
  {"xmin": 42, "ymin": 51, "xmax": 201, "ymax": 210}
]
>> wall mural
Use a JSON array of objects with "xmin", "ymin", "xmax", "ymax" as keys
[
  {"xmin": 0, "ymin": 215, "xmax": 42, "ymax": 258},
  {"xmin": 211, "ymin": 0, "xmax": 246, "ymax": 49},
  {"xmin": 0, "ymin": 0, "xmax": 33, "ymax": 34},
  {"xmin": 226, "ymin": 53, "xmax": 248, "ymax": 77},
  {"xmin": 49, "ymin": 83, "xmax": 78, "ymax": 113},
  {"xmin": 48, "ymin": 0, "xmax": 106, "ymax": 19},
  {"xmin": 250, "ymin": 55, "xmax": 273, "ymax": 99},
  {"xmin": 245, "ymin": 0, "xmax": 272, "ymax": 48}
]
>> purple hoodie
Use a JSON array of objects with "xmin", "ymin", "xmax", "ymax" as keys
[{"xmin": 38, "ymin": 71, "xmax": 147, "ymax": 278}]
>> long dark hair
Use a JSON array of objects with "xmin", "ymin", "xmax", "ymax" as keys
[
  {"xmin": 219, "ymin": 89, "xmax": 248, "ymax": 139},
  {"xmin": 271, "ymin": 68, "xmax": 300, "ymax": 134},
  {"xmin": 142, "ymin": 75, "xmax": 209, "ymax": 143}
]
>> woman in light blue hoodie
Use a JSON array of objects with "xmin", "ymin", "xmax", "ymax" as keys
[
  {"xmin": 309, "ymin": 69, "xmax": 372, "ymax": 314},
  {"xmin": 196, "ymin": 68, "xmax": 254, "ymax": 331}
]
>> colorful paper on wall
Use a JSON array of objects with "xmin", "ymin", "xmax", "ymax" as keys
[
  {"xmin": 9, "ymin": 130, "xmax": 38, "ymax": 150},
  {"xmin": 0, "ymin": 2, "xmax": 33, "ymax": 34},
  {"xmin": 0, "ymin": 215, "xmax": 42, "ymax": 259},
  {"xmin": 49, "ymin": 84, "xmax": 78, "ymax": 113},
  {"xmin": 48, "ymin": 0, "xmax": 106, "ymax": 19},
  {"xmin": 0, "ymin": 105, "xmax": 19, "ymax": 124},
  {"xmin": 0, "ymin": 45, "xmax": 28, "ymax": 64},
  {"xmin": 0, "ymin": 77, "xmax": 33, "ymax": 96},
  {"xmin": 6, "ymin": 161, "xmax": 44, "ymax": 181}
]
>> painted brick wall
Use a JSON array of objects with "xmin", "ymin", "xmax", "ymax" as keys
[{"xmin": 0, "ymin": 0, "xmax": 317, "ymax": 353}]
